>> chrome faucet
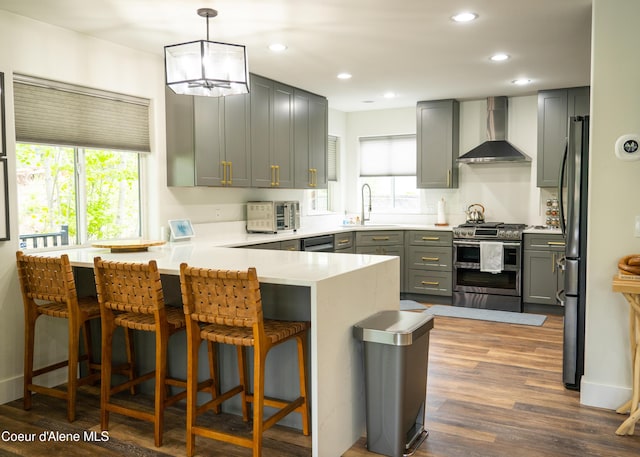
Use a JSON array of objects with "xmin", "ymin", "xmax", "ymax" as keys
[{"xmin": 361, "ymin": 183, "xmax": 371, "ymax": 225}]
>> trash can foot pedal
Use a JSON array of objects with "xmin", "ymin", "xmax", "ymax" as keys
[{"xmin": 404, "ymin": 429, "xmax": 428, "ymax": 456}]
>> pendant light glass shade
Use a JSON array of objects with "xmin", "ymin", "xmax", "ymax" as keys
[{"xmin": 165, "ymin": 9, "xmax": 249, "ymax": 97}]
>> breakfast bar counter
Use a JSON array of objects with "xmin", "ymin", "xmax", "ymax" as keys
[{"xmin": 40, "ymin": 243, "xmax": 400, "ymax": 457}]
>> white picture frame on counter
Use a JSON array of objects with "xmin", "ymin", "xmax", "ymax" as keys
[{"xmin": 168, "ymin": 219, "xmax": 194, "ymax": 241}]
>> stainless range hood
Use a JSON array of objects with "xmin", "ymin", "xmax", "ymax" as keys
[{"xmin": 457, "ymin": 96, "xmax": 531, "ymax": 164}]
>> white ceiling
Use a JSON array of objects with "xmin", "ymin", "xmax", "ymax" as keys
[{"xmin": 0, "ymin": 0, "xmax": 592, "ymax": 112}]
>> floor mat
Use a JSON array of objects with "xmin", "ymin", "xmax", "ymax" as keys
[{"xmin": 424, "ymin": 304, "xmax": 547, "ymax": 326}]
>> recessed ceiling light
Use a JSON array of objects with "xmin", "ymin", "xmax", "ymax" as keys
[
  {"xmin": 451, "ymin": 12, "xmax": 478, "ymax": 23},
  {"xmin": 268, "ymin": 43, "xmax": 287, "ymax": 52},
  {"xmin": 337, "ymin": 72, "xmax": 352, "ymax": 80},
  {"xmin": 512, "ymin": 78, "xmax": 532, "ymax": 86},
  {"xmin": 383, "ymin": 92, "xmax": 396, "ymax": 99},
  {"xmin": 490, "ymin": 53, "xmax": 510, "ymax": 62}
]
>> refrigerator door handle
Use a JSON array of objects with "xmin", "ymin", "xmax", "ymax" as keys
[
  {"xmin": 556, "ymin": 289, "xmax": 565, "ymax": 306},
  {"xmin": 558, "ymin": 141, "xmax": 568, "ymax": 237}
]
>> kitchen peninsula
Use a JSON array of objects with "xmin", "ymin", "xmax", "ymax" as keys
[{"xmin": 40, "ymin": 242, "xmax": 399, "ymax": 457}]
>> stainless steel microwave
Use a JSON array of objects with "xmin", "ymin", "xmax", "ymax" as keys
[{"xmin": 246, "ymin": 201, "xmax": 300, "ymax": 233}]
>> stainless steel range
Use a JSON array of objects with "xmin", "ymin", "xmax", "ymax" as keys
[{"xmin": 452, "ymin": 222, "xmax": 526, "ymax": 312}]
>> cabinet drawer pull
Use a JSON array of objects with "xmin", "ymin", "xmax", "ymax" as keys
[
  {"xmin": 547, "ymin": 241, "xmax": 566, "ymax": 246},
  {"xmin": 422, "ymin": 257, "xmax": 439, "ymax": 261},
  {"xmin": 421, "ymin": 236, "xmax": 440, "ymax": 241},
  {"xmin": 228, "ymin": 161, "xmax": 233, "ymax": 185},
  {"xmin": 337, "ymin": 239, "xmax": 350, "ymax": 245},
  {"xmin": 447, "ymin": 169, "xmax": 451, "ymax": 187},
  {"xmin": 221, "ymin": 160, "xmax": 228, "ymax": 185},
  {"xmin": 421, "ymin": 281, "xmax": 439, "ymax": 286},
  {"xmin": 372, "ymin": 237, "xmax": 390, "ymax": 241}
]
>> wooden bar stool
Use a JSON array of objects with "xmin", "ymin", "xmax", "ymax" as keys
[
  {"xmin": 179, "ymin": 264, "xmax": 310, "ymax": 457},
  {"xmin": 93, "ymin": 257, "xmax": 217, "ymax": 447},
  {"xmin": 16, "ymin": 251, "xmax": 131, "ymax": 422}
]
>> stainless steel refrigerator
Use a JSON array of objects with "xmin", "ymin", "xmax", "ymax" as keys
[{"xmin": 558, "ymin": 115, "xmax": 589, "ymax": 390}]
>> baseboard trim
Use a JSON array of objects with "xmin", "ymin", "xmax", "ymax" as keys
[
  {"xmin": 580, "ymin": 377, "xmax": 632, "ymax": 410},
  {"xmin": 0, "ymin": 371, "xmax": 68, "ymax": 405}
]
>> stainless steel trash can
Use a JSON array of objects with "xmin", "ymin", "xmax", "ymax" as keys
[{"xmin": 353, "ymin": 310, "xmax": 434, "ymax": 457}]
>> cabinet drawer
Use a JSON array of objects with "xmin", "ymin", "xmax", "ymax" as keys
[
  {"xmin": 356, "ymin": 245, "xmax": 403, "ymax": 257},
  {"xmin": 356, "ymin": 231, "xmax": 404, "ymax": 246},
  {"xmin": 524, "ymin": 234, "xmax": 565, "ymax": 250},
  {"xmin": 334, "ymin": 245, "xmax": 355, "ymax": 254},
  {"xmin": 407, "ymin": 246, "xmax": 452, "ymax": 270},
  {"xmin": 407, "ymin": 270, "xmax": 452, "ymax": 296},
  {"xmin": 407, "ymin": 230, "xmax": 452, "ymax": 246},
  {"xmin": 334, "ymin": 232, "xmax": 354, "ymax": 250}
]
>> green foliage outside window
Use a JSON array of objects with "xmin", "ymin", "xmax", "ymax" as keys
[{"xmin": 16, "ymin": 144, "xmax": 140, "ymax": 246}]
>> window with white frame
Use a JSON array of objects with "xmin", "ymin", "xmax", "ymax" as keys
[
  {"xmin": 13, "ymin": 75, "xmax": 148, "ymax": 249},
  {"xmin": 359, "ymin": 134, "xmax": 418, "ymax": 212}
]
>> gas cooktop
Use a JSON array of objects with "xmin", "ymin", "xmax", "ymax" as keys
[{"xmin": 453, "ymin": 222, "xmax": 526, "ymax": 241}]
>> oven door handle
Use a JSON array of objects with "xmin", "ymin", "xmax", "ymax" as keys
[{"xmin": 453, "ymin": 240, "xmax": 521, "ymax": 247}]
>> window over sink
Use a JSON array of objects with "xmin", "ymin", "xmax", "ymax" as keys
[{"xmin": 359, "ymin": 134, "xmax": 419, "ymax": 212}]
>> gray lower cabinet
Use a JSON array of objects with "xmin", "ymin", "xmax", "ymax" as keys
[
  {"xmin": 251, "ymin": 74, "xmax": 295, "ymax": 188},
  {"xmin": 522, "ymin": 233, "xmax": 566, "ymax": 305},
  {"xmin": 405, "ymin": 230, "xmax": 452, "ymax": 296},
  {"xmin": 416, "ymin": 99, "xmax": 459, "ymax": 189},
  {"xmin": 356, "ymin": 231, "xmax": 404, "ymax": 286},
  {"xmin": 334, "ymin": 232, "xmax": 354, "ymax": 253},
  {"xmin": 165, "ymin": 87, "xmax": 251, "ymax": 187},
  {"xmin": 537, "ymin": 87, "xmax": 590, "ymax": 187},
  {"xmin": 294, "ymin": 89, "xmax": 328, "ymax": 189}
]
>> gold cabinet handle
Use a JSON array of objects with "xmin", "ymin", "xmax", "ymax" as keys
[
  {"xmin": 221, "ymin": 161, "xmax": 228, "ymax": 185},
  {"xmin": 447, "ymin": 169, "xmax": 451, "ymax": 187},
  {"xmin": 337, "ymin": 239, "xmax": 350, "ymax": 245},
  {"xmin": 286, "ymin": 246, "xmax": 297, "ymax": 251},
  {"xmin": 275, "ymin": 165, "xmax": 280, "ymax": 186},
  {"xmin": 271, "ymin": 165, "xmax": 276, "ymax": 186},
  {"xmin": 372, "ymin": 236, "xmax": 390, "ymax": 241},
  {"xmin": 228, "ymin": 161, "xmax": 233, "ymax": 185},
  {"xmin": 422, "ymin": 257, "xmax": 440, "ymax": 261},
  {"xmin": 552, "ymin": 253, "xmax": 556, "ymax": 273},
  {"xmin": 422, "ymin": 236, "xmax": 440, "ymax": 241},
  {"xmin": 312, "ymin": 168, "xmax": 317, "ymax": 187},
  {"xmin": 421, "ymin": 281, "xmax": 439, "ymax": 286}
]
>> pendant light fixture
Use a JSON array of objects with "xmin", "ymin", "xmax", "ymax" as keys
[{"xmin": 165, "ymin": 8, "xmax": 249, "ymax": 97}]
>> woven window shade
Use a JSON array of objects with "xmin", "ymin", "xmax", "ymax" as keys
[
  {"xmin": 359, "ymin": 134, "xmax": 416, "ymax": 177},
  {"xmin": 13, "ymin": 76, "xmax": 150, "ymax": 152}
]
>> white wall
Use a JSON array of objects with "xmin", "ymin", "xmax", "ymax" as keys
[
  {"xmin": 580, "ymin": 0, "xmax": 640, "ymax": 408},
  {"xmin": 0, "ymin": 10, "xmax": 168, "ymax": 401},
  {"xmin": 342, "ymin": 96, "xmax": 553, "ymax": 226}
]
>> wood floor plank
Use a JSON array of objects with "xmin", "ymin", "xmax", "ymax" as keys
[{"xmin": 2, "ymin": 310, "xmax": 640, "ymax": 456}]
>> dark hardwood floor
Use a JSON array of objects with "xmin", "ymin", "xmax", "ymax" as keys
[{"xmin": 1, "ymin": 311, "xmax": 639, "ymax": 456}]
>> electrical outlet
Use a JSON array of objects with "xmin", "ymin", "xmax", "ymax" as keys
[
  {"xmin": 215, "ymin": 207, "xmax": 222, "ymax": 219},
  {"xmin": 635, "ymin": 216, "xmax": 640, "ymax": 237}
]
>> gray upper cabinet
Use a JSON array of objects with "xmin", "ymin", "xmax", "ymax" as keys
[
  {"xmin": 166, "ymin": 87, "xmax": 195, "ymax": 186},
  {"xmin": 537, "ymin": 87, "xmax": 590, "ymax": 187},
  {"xmin": 165, "ymin": 87, "xmax": 250, "ymax": 187},
  {"xmin": 250, "ymin": 74, "xmax": 295, "ymax": 188},
  {"xmin": 416, "ymin": 99, "xmax": 459, "ymax": 189},
  {"xmin": 294, "ymin": 89, "xmax": 328, "ymax": 189}
]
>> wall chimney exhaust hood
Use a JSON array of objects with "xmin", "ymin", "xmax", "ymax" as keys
[{"xmin": 457, "ymin": 96, "xmax": 531, "ymax": 164}]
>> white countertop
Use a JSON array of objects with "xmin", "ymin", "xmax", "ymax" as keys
[
  {"xmin": 201, "ymin": 222, "xmax": 453, "ymax": 247},
  {"xmin": 42, "ymin": 244, "xmax": 395, "ymax": 287}
]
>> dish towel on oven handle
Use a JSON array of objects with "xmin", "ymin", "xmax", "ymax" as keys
[{"xmin": 480, "ymin": 241, "xmax": 504, "ymax": 273}]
